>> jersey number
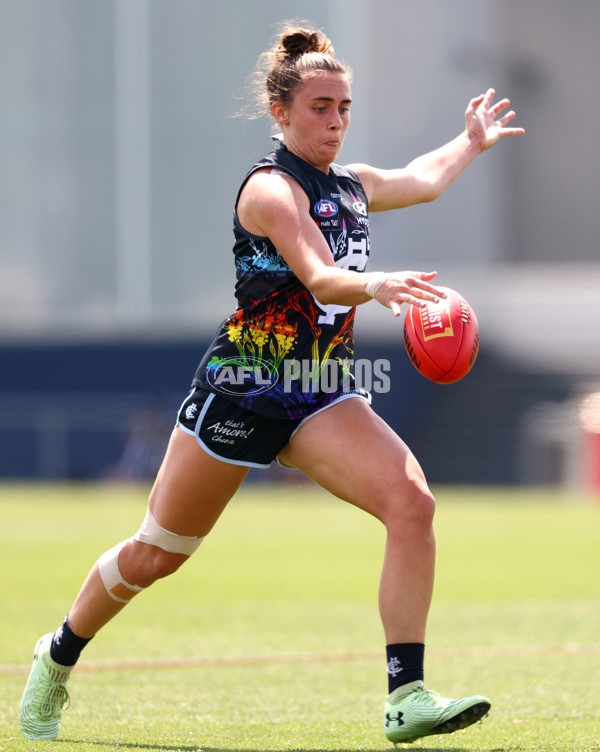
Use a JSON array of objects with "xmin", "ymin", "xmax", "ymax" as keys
[{"xmin": 314, "ymin": 236, "xmax": 369, "ymax": 325}]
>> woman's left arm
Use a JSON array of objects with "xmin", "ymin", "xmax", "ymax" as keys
[{"xmin": 350, "ymin": 89, "xmax": 525, "ymax": 212}]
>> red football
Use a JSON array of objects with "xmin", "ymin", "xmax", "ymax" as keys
[{"xmin": 403, "ymin": 286, "xmax": 479, "ymax": 384}]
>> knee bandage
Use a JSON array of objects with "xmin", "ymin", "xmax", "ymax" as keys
[
  {"xmin": 133, "ymin": 508, "xmax": 205, "ymax": 555},
  {"xmin": 98, "ymin": 541, "xmax": 143, "ymax": 604},
  {"xmin": 98, "ymin": 509, "xmax": 205, "ymax": 603}
]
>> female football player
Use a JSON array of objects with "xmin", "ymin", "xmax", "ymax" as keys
[{"xmin": 20, "ymin": 21, "xmax": 524, "ymax": 745}]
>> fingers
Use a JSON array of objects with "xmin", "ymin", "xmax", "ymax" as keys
[
  {"xmin": 482, "ymin": 87, "xmax": 496, "ymax": 108},
  {"xmin": 466, "ymin": 93, "xmax": 485, "ymax": 116},
  {"xmin": 375, "ymin": 271, "xmax": 447, "ymax": 317},
  {"xmin": 390, "ymin": 294, "xmax": 426, "ymax": 318},
  {"xmin": 498, "ymin": 110, "xmax": 526, "ymax": 132},
  {"xmin": 498, "ymin": 125, "xmax": 527, "ymax": 137},
  {"xmin": 489, "ymin": 97, "xmax": 511, "ymax": 118},
  {"xmin": 399, "ymin": 272, "xmax": 445, "ymax": 299},
  {"xmin": 498, "ymin": 109, "xmax": 516, "ymax": 124},
  {"xmin": 389, "ymin": 289, "xmax": 436, "ymax": 318},
  {"xmin": 473, "ymin": 90, "xmax": 511, "ymax": 119},
  {"xmin": 467, "ymin": 88, "xmax": 525, "ymax": 140},
  {"xmin": 410, "ymin": 271, "xmax": 447, "ymax": 300},
  {"xmin": 409, "ymin": 270, "xmax": 445, "ymax": 291}
]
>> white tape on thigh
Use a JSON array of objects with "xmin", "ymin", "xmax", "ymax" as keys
[
  {"xmin": 133, "ymin": 508, "xmax": 205, "ymax": 556},
  {"xmin": 98, "ymin": 541, "xmax": 144, "ymax": 604}
]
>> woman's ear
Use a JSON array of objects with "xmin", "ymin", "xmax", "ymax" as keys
[{"xmin": 272, "ymin": 101, "xmax": 290, "ymax": 126}]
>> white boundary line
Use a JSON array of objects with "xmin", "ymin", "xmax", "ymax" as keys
[{"xmin": 3, "ymin": 643, "xmax": 600, "ymax": 676}]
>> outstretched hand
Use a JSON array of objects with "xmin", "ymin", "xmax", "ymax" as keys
[
  {"xmin": 465, "ymin": 88, "xmax": 525, "ymax": 151},
  {"xmin": 374, "ymin": 271, "xmax": 446, "ymax": 317}
]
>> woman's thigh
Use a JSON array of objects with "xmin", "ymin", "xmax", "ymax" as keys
[
  {"xmin": 279, "ymin": 398, "xmax": 432, "ymax": 521},
  {"xmin": 147, "ymin": 427, "xmax": 249, "ymax": 537}
]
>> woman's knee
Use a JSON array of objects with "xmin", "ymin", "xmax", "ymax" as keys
[
  {"xmin": 97, "ymin": 539, "xmax": 189, "ymax": 604},
  {"xmin": 123, "ymin": 540, "xmax": 189, "ymax": 586},
  {"xmin": 146, "ymin": 546, "xmax": 189, "ymax": 581},
  {"xmin": 409, "ymin": 486, "xmax": 436, "ymax": 528},
  {"xmin": 125, "ymin": 506, "xmax": 207, "ymax": 584},
  {"xmin": 380, "ymin": 481, "xmax": 436, "ymax": 533}
]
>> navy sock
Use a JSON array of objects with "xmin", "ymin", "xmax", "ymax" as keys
[
  {"xmin": 386, "ymin": 642, "xmax": 425, "ymax": 694},
  {"xmin": 50, "ymin": 616, "xmax": 93, "ymax": 667}
]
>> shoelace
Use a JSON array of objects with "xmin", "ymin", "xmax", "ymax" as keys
[{"xmin": 36, "ymin": 680, "xmax": 70, "ymax": 719}]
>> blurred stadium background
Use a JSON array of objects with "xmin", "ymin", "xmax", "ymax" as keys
[{"xmin": 1, "ymin": 0, "xmax": 598, "ymax": 489}]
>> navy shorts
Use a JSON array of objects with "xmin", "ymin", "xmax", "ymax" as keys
[{"xmin": 176, "ymin": 387, "xmax": 369, "ymax": 468}]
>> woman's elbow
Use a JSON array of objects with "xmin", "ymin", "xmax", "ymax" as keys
[
  {"xmin": 305, "ymin": 268, "xmax": 360, "ymax": 307},
  {"xmin": 310, "ymin": 283, "xmax": 337, "ymax": 306},
  {"xmin": 415, "ymin": 179, "xmax": 441, "ymax": 204},
  {"xmin": 304, "ymin": 272, "xmax": 336, "ymax": 306},
  {"xmin": 309, "ymin": 280, "xmax": 358, "ymax": 308}
]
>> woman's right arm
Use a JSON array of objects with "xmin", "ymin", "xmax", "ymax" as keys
[{"xmin": 237, "ymin": 171, "xmax": 444, "ymax": 315}]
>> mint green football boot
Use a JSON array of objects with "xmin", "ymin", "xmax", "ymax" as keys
[
  {"xmin": 19, "ymin": 633, "xmax": 72, "ymax": 740},
  {"xmin": 384, "ymin": 680, "xmax": 491, "ymax": 745}
]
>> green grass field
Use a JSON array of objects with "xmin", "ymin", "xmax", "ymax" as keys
[{"xmin": 1, "ymin": 482, "xmax": 599, "ymax": 751}]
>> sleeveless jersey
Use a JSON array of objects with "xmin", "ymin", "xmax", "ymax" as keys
[{"xmin": 192, "ymin": 142, "xmax": 371, "ymax": 420}]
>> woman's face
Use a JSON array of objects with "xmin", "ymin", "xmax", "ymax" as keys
[{"xmin": 273, "ymin": 72, "xmax": 352, "ymax": 171}]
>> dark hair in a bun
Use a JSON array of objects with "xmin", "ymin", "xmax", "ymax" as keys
[
  {"xmin": 279, "ymin": 29, "xmax": 332, "ymax": 59},
  {"xmin": 245, "ymin": 21, "xmax": 351, "ymax": 119}
]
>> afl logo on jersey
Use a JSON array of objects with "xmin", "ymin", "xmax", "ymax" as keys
[{"xmin": 315, "ymin": 199, "xmax": 338, "ymax": 217}]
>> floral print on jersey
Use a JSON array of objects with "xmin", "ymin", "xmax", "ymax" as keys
[
  {"xmin": 194, "ymin": 143, "xmax": 371, "ymax": 420},
  {"xmin": 205, "ymin": 288, "xmax": 357, "ymax": 419},
  {"xmin": 235, "ymin": 238, "xmax": 292, "ymax": 275},
  {"xmin": 219, "ymin": 301, "xmax": 298, "ymax": 371}
]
